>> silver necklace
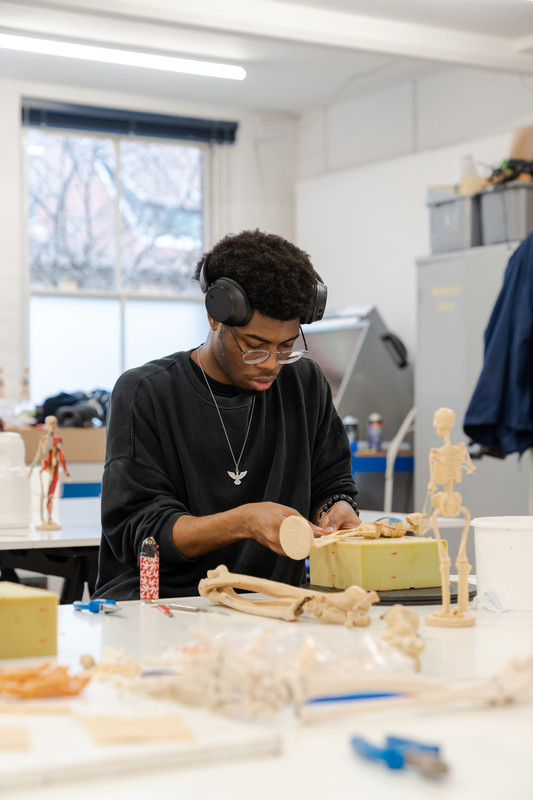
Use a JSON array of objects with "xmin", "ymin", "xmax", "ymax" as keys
[{"xmin": 197, "ymin": 347, "xmax": 255, "ymax": 485}]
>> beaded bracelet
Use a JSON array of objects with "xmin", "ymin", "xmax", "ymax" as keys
[{"xmin": 316, "ymin": 493, "xmax": 360, "ymax": 523}]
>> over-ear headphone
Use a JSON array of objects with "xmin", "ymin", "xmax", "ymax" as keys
[{"xmin": 198, "ymin": 254, "xmax": 327, "ymax": 326}]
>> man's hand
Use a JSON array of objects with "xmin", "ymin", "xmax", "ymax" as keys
[
  {"xmin": 242, "ymin": 502, "xmax": 321, "ymax": 555},
  {"xmin": 319, "ymin": 500, "xmax": 361, "ymax": 535},
  {"xmin": 172, "ymin": 502, "xmax": 321, "ymax": 559}
]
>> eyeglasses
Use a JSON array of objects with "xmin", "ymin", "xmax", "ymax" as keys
[{"xmin": 226, "ymin": 325, "xmax": 308, "ymax": 365}]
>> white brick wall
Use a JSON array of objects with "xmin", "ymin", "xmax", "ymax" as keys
[{"xmin": 0, "ymin": 84, "xmax": 25, "ymax": 408}]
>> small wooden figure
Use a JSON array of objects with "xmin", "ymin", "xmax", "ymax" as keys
[
  {"xmin": 424, "ymin": 407, "xmax": 476, "ymax": 628},
  {"xmin": 28, "ymin": 415, "xmax": 70, "ymax": 530}
]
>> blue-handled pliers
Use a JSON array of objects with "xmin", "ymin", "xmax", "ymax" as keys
[
  {"xmin": 73, "ymin": 599, "xmax": 120, "ymax": 614},
  {"xmin": 351, "ymin": 734, "xmax": 448, "ymax": 778}
]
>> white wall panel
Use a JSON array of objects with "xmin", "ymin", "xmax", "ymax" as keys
[
  {"xmin": 296, "ymin": 131, "xmax": 509, "ymax": 357},
  {"xmin": 417, "ymin": 68, "xmax": 533, "ymax": 153},
  {"xmin": 297, "ymin": 67, "xmax": 533, "ymax": 182},
  {"xmin": 326, "ymin": 83, "xmax": 415, "ymax": 174},
  {"xmin": 0, "ymin": 87, "xmax": 25, "ymax": 408}
]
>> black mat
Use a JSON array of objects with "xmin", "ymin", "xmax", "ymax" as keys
[{"xmin": 304, "ymin": 583, "xmax": 477, "ymax": 606}]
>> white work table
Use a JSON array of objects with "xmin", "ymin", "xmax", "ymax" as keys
[
  {"xmin": 0, "ymin": 498, "xmax": 101, "ymax": 602},
  {"xmin": 0, "ymin": 498, "xmax": 101, "ymax": 549},
  {"xmin": 2, "ymin": 594, "xmax": 533, "ymax": 800}
]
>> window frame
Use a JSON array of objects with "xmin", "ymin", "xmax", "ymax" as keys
[{"xmin": 23, "ymin": 124, "xmax": 211, "ymax": 393}]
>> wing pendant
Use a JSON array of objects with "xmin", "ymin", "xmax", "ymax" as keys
[{"xmin": 228, "ymin": 470, "xmax": 247, "ymax": 485}]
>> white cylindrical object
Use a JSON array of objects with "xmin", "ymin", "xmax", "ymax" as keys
[
  {"xmin": 472, "ymin": 516, "xmax": 533, "ymax": 611},
  {"xmin": 454, "ymin": 153, "xmax": 477, "ymax": 181},
  {"xmin": 0, "ymin": 432, "xmax": 31, "ymax": 528}
]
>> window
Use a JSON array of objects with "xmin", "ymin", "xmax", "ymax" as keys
[{"xmin": 23, "ymin": 101, "xmax": 238, "ymax": 406}]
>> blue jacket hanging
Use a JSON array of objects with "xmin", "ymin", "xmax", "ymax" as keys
[{"xmin": 463, "ymin": 232, "xmax": 533, "ymax": 455}]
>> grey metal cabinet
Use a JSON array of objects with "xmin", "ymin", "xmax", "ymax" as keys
[{"xmin": 415, "ymin": 243, "xmax": 531, "ymax": 527}]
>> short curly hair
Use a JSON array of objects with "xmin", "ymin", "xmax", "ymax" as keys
[{"xmin": 194, "ymin": 229, "xmax": 318, "ymax": 321}]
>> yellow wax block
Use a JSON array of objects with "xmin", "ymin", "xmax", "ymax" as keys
[
  {"xmin": 309, "ymin": 537, "xmax": 446, "ymax": 591},
  {"xmin": 0, "ymin": 582, "xmax": 58, "ymax": 659}
]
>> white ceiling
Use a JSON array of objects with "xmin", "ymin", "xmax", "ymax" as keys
[{"xmin": 1, "ymin": 0, "xmax": 533, "ymax": 113}]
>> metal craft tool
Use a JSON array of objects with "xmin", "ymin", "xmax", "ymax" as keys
[{"xmin": 161, "ymin": 602, "xmax": 229, "ymax": 614}]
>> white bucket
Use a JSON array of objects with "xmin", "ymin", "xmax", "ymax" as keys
[{"xmin": 472, "ymin": 516, "xmax": 533, "ymax": 611}]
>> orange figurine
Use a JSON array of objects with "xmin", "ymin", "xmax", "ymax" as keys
[{"xmin": 28, "ymin": 415, "xmax": 70, "ymax": 530}]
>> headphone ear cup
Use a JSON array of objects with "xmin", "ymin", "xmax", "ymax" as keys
[
  {"xmin": 303, "ymin": 278, "xmax": 328, "ymax": 324},
  {"xmin": 205, "ymin": 277, "xmax": 253, "ymax": 326},
  {"xmin": 199, "ymin": 258, "xmax": 209, "ymax": 293}
]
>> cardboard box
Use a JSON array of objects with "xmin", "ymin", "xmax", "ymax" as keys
[{"xmin": 12, "ymin": 426, "xmax": 106, "ymax": 464}]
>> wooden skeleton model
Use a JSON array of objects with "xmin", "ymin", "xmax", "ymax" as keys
[
  {"xmin": 424, "ymin": 407, "xmax": 476, "ymax": 628},
  {"xmin": 198, "ymin": 564, "xmax": 379, "ymax": 628},
  {"xmin": 124, "ymin": 628, "xmax": 532, "ymax": 721},
  {"xmin": 279, "ymin": 512, "xmax": 429, "ymax": 561}
]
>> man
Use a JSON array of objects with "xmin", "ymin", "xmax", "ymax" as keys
[{"xmin": 94, "ymin": 229, "xmax": 360, "ymax": 600}]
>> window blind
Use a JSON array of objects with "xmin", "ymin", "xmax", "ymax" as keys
[{"xmin": 21, "ymin": 98, "xmax": 238, "ymax": 144}]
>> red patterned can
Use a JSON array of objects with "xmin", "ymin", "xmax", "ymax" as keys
[{"xmin": 140, "ymin": 536, "xmax": 159, "ymax": 601}]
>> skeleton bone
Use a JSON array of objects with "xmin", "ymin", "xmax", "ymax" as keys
[
  {"xmin": 299, "ymin": 652, "xmax": 533, "ymax": 723},
  {"xmin": 198, "ymin": 564, "xmax": 379, "ymax": 627},
  {"xmin": 280, "ymin": 515, "xmax": 427, "ymax": 561},
  {"xmin": 279, "ymin": 516, "xmax": 378, "ymax": 560},
  {"xmin": 381, "ymin": 604, "xmax": 425, "ymax": 672},
  {"xmin": 313, "ymin": 521, "xmax": 380, "ymax": 547}
]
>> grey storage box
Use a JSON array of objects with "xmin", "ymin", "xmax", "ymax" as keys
[
  {"xmin": 427, "ymin": 194, "xmax": 482, "ymax": 254},
  {"xmin": 481, "ymin": 182, "xmax": 533, "ymax": 245}
]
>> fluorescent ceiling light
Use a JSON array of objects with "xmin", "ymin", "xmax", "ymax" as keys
[{"xmin": 0, "ymin": 32, "xmax": 246, "ymax": 81}]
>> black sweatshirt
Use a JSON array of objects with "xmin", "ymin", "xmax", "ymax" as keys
[{"xmin": 93, "ymin": 349, "xmax": 357, "ymax": 600}]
